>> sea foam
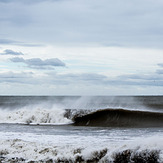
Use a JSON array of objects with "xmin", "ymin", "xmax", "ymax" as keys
[
  {"xmin": 0, "ymin": 131, "xmax": 162, "ymax": 162},
  {"xmin": 0, "ymin": 106, "xmax": 72, "ymax": 125}
]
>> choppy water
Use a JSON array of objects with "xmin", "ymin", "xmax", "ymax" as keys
[{"xmin": 0, "ymin": 96, "xmax": 163, "ymax": 162}]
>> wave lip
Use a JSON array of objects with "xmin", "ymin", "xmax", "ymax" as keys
[{"xmin": 73, "ymin": 109, "xmax": 163, "ymax": 127}]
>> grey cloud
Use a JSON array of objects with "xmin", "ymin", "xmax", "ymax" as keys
[
  {"xmin": 0, "ymin": 39, "xmax": 19, "ymax": 45},
  {"xmin": 106, "ymin": 80, "xmax": 163, "ymax": 87},
  {"xmin": 11, "ymin": 57, "xmax": 25, "ymax": 62},
  {"xmin": 0, "ymin": 0, "xmax": 51, "ymax": 4},
  {"xmin": 0, "ymin": 49, "xmax": 24, "ymax": 55},
  {"xmin": 0, "ymin": 71, "xmax": 108, "ymax": 85},
  {"xmin": 10, "ymin": 57, "xmax": 66, "ymax": 69},
  {"xmin": 0, "ymin": 39, "xmax": 43, "ymax": 47},
  {"xmin": 156, "ymin": 69, "xmax": 163, "ymax": 74},
  {"xmin": 60, "ymin": 73, "xmax": 107, "ymax": 82},
  {"xmin": 113, "ymin": 73, "xmax": 163, "ymax": 87},
  {"xmin": 156, "ymin": 63, "xmax": 163, "ymax": 74},
  {"xmin": 0, "ymin": 71, "xmax": 35, "ymax": 84},
  {"xmin": 0, "ymin": 71, "xmax": 163, "ymax": 87},
  {"xmin": 0, "ymin": 71, "xmax": 33, "ymax": 78},
  {"xmin": 158, "ymin": 63, "xmax": 163, "ymax": 67},
  {"xmin": 118, "ymin": 74, "xmax": 163, "ymax": 81},
  {"xmin": 48, "ymin": 72, "xmax": 163, "ymax": 87}
]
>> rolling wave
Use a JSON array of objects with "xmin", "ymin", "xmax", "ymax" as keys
[
  {"xmin": 72, "ymin": 109, "xmax": 163, "ymax": 127},
  {"xmin": 0, "ymin": 106, "xmax": 163, "ymax": 127}
]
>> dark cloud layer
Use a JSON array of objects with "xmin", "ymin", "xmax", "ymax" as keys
[
  {"xmin": 10, "ymin": 57, "xmax": 66, "ymax": 69},
  {"xmin": 0, "ymin": 49, "xmax": 24, "ymax": 55}
]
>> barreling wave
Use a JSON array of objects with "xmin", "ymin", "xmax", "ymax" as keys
[
  {"xmin": 72, "ymin": 108, "xmax": 163, "ymax": 127},
  {"xmin": 0, "ymin": 107, "xmax": 163, "ymax": 127}
]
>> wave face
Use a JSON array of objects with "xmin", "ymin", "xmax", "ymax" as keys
[{"xmin": 73, "ymin": 109, "xmax": 163, "ymax": 127}]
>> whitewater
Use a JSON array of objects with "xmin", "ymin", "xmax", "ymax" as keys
[{"xmin": 0, "ymin": 96, "xmax": 163, "ymax": 162}]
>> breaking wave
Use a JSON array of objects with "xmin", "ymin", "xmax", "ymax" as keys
[
  {"xmin": 0, "ymin": 107, "xmax": 72, "ymax": 125},
  {"xmin": 0, "ymin": 106, "xmax": 163, "ymax": 127},
  {"xmin": 72, "ymin": 109, "xmax": 163, "ymax": 127}
]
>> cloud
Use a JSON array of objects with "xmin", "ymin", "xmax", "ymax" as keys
[
  {"xmin": 158, "ymin": 63, "xmax": 163, "ymax": 67},
  {"xmin": 0, "ymin": 0, "xmax": 47, "ymax": 4},
  {"xmin": 0, "ymin": 71, "xmax": 33, "ymax": 78},
  {"xmin": 118, "ymin": 74, "xmax": 163, "ymax": 81},
  {"xmin": 46, "ymin": 71, "xmax": 163, "ymax": 87},
  {"xmin": 0, "ymin": 39, "xmax": 18, "ymax": 44},
  {"xmin": 0, "ymin": 71, "xmax": 108, "ymax": 85},
  {"xmin": 156, "ymin": 69, "xmax": 163, "ymax": 74},
  {"xmin": 115, "ymin": 73, "xmax": 163, "ymax": 87},
  {"xmin": 0, "ymin": 70, "xmax": 163, "ymax": 91},
  {"xmin": 0, "ymin": 0, "xmax": 163, "ymax": 48},
  {"xmin": 60, "ymin": 73, "xmax": 107, "ymax": 82},
  {"xmin": 0, "ymin": 39, "xmax": 43, "ymax": 47},
  {"xmin": 0, "ymin": 71, "xmax": 35, "ymax": 84},
  {"xmin": 0, "ymin": 49, "xmax": 24, "ymax": 55},
  {"xmin": 156, "ymin": 63, "xmax": 163, "ymax": 74},
  {"xmin": 10, "ymin": 57, "xmax": 66, "ymax": 69}
]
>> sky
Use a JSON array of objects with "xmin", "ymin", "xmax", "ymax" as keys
[{"xmin": 0, "ymin": 0, "xmax": 163, "ymax": 95}]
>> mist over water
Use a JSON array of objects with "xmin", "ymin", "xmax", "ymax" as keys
[{"xmin": 0, "ymin": 96, "xmax": 163, "ymax": 110}]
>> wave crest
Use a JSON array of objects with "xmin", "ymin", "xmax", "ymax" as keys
[{"xmin": 0, "ymin": 107, "xmax": 72, "ymax": 125}]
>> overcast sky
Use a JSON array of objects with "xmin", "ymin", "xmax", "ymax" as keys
[{"xmin": 0, "ymin": 0, "xmax": 163, "ymax": 95}]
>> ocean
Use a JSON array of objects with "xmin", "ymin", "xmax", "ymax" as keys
[{"xmin": 0, "ymin": 96, "xmax": 162, "ymax": 163}]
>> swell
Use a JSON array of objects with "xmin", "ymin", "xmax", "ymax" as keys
[{"xmin": 72, "ymin": 109, "xmax": 163, "ymax": 127}]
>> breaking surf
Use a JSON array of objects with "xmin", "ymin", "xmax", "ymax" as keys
[{"xmin": 0, "ymin": 96, "xmax": 163, "ymax": 162}]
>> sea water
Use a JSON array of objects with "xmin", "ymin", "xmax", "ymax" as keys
[{"xmin": 0, "ymin": 96, "xmax": 162, "ymax": 162}]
